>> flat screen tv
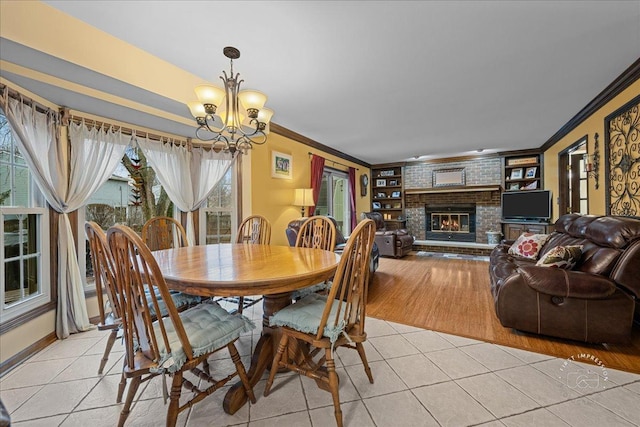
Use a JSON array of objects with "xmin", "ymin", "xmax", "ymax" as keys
[{"xmin": 501, "ymin": 190, "xmax": 552, "ymax": 221}]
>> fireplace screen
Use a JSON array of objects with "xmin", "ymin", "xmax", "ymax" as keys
[{"xmin": 431, "ymin": 213, "xmax": 470, "ymax": 233}]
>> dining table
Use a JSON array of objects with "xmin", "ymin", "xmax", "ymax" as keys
[{"xmin": 152, "ymin": 243, "xmax": 340, "ymax": 414}]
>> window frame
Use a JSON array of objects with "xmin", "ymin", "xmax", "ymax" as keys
[
  {"xmin": 0, "ymin": 206, "xmax": 51, "ymax": 322},
  {"xmin": 199, "ymin": 164, "xmax": 236, "ymax": 245},
  {"xmin": 317, "ymin": 167, "xmax": 352, "ymax": 236}
]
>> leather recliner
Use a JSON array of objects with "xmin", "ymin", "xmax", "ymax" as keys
[{"xmin": 361, "ymin": 212, "xmax": 414, "ymax": 258}]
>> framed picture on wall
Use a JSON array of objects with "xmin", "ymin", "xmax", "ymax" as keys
[
  {"xmin": 433, "ymin": 168, "xmax": 465, "ymax": 187},
  {"xmin": 271, "ymin": 151, "xmax": 292, "ymax": 179}
]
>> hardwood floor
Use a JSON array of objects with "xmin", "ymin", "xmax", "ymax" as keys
[{"xmin": 367, "ymin": 253, "xmax": 640, "ymax": 374}]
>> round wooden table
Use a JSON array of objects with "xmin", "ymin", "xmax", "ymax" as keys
[{"xmin": 152, "ymin": 243, "xmax": 340, "ymax": 414}]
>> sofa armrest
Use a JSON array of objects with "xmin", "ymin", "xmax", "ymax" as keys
[{"xmin": 518, "ymin": 266, "xmax": 617, "ymax": 299}]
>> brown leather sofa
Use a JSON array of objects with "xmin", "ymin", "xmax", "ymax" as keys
[
  {"xmin": 361, "ymin": 212, "xmax": 414, "ymax": 258},
  {"xmin": 489, "ymin": 213, "xmax": 640, "ymax": 344}
]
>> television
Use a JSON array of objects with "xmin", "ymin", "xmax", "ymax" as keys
[{"xmin": 501, "ymin": 190, "xmax": 552, "ymax": 221}]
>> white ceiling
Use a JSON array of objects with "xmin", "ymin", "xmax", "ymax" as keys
[{"xmin": 3, "ymin": 1, "xmax": 640, "ymax": 165}]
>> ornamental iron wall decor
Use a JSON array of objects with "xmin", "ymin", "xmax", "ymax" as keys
[{"xmin": 605, "ymin": 94, "xmax": 640, "ymax": 217}]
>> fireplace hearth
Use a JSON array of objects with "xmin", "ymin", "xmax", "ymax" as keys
[{"xmin": 425, "ymin": 204, "xmax": 476, "ymax": 242}]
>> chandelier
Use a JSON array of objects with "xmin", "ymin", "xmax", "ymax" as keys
[{"xmin": 187, "ymin": 46, "xmax": 274, "ymax": 156}]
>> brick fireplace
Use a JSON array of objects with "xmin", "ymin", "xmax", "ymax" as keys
[
  {"xmin": 401, "ymin": 156, "xmax": 503, "ymax": 253},
  {"xmin": 404, "ymin": 186, "xmax": 501, "ymax": 244},
  {"xmin": 425, "ymin": 203, "xmax": 476, "ymax": 242}
]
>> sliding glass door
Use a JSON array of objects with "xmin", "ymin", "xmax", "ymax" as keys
[{"xmin": 316, "ymin": 168, "xmax": 351, "ymax": 235}]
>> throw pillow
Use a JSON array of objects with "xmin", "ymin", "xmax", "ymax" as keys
[
  {"xmin": 536, "ymin": 245, "xmax": 583, "ymax": 269},
  {"xmin": 508, "ymin": 233, "xmax": 550, "ymax": 260}
]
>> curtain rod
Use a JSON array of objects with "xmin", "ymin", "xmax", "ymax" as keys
[
  {"xmin": 0, "ymin": 84, "xmax": 60, "ymax": 117},
  {"xmin": 66, "ymin": 112, "xmax": 191, "ymax": 146},
  {"xmin": 308, "ymin": 152, "xmax": 358, "ymax": 170}
]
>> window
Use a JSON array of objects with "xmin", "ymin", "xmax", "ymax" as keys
[
  {"xmin": 82, "ymin": 145, "xmax": 174, "ymax": 282},
  {"xmin": 316, "ymin": 168, "xmax": 351, "ymax": 235},
  {"xmin": 0, "ymin": 112, "xmax": 50, "ymax": 322},
  {"xmin": 201, "ymin": 165, "xmax": 235, "ymax": 244}
]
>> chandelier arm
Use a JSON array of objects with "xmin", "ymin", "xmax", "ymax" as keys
[{"xmin": 195, "ymin": 126, "xmax": 218, "ymax": 142}]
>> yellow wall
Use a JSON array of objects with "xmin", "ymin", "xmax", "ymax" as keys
[
  {"xmin": 544, "ymin": 79, "xmax": 640, "ymax": 221},
  {"xmin": 245, "ymin": 132, "xmax": 370, "ymax": 246}
]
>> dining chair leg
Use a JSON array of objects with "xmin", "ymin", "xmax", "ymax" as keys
[
  {"xmin": 263, "ymin": 333, "xmax": 289, "ymax": 397},
  {"xmin": 116, "ymin": 358, "xmax": 127, "ymax": 403},
  {"xmin": 237, "ymin": 296, "xmax": 245, "ymax": 314},
  {"xmin": 118, "ymin": 376, "xmax": 141, "ymax": 427},
  {"xmin": 325, "ymin": 349, "xmax": 343, "ymax": 427},
  {"xmin": 356, "ymin": 342, "xmax": 374, "ymax": 384},
  {"xmin": 98, "ymin": 329, "xmax": 118, "ymax": 375},
  {"xmin": 228, "ymin": 343, "xmax": 256, "ymax": 403},
  {"xmin": 202, "ymin": 358, "xmax": 210, "ymax": 376},
  {"xmin": 166, "ymin": 372, "xmax": 183, "ymax": 427}
]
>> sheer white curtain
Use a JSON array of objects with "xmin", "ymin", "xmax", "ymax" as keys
[
  {"xmin": 137, "ymin": 136, "xmax": 233, "ymax": 244},
  {"xmin": 3, "ymin": 95, "xmax": 128, "ymax": 338}
]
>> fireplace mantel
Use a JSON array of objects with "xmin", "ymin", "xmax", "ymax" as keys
[{"xmin": 405, "ymin": 185, "xmax": 501, "ymax": 195}]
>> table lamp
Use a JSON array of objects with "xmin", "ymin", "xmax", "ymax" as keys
[{"xmin": 293, "ymin": 188, "xmax": 314, "ymax": 217}]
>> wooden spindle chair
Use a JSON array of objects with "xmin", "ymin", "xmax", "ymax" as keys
[
  {"xmin": 263, "ymin": 218, "xmax": 376, "ymax": 427},
  {"xmin": 142, "ymin": 216, "xmax": 188, "ymax": 251},
  {"xmin": 106, "ymin": 224, "xmax": 256, "ymax": 427},
  {"xmin": 291, "ymin": 216, "xmax": 337, "ymax": 299},
  {"xmin": 234, "ymin": 215, "xmax": 272, "ymax": 313},
  {"xmin": 85, "ymin": 222, "xmax": 124, "ymax": 380}
]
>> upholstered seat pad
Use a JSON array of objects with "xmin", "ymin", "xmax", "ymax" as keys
[
  {"xmin": 153, "ymin": 301, "xmax": 255, "ymax": 373},
  {"xmin": 269, "ymin": 293, "xmax": 345, "ymax": 343},
  {"xmin": 147, "ymin": 289, "xmax": 201, "ymax": 318}
]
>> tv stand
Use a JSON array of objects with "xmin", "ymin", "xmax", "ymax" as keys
[{"xmin": 502, "ymin": 221, "xmax": 553, "ymax": 240}]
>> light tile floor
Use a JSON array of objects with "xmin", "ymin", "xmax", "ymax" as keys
[{"xmin": 1, "ymin": 301, "xmax": 639, "ymax": 427}]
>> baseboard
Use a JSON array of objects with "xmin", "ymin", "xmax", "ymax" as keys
[{"xmin": 0, "ymin": 331, "xmax": 57, "ymax": 377}]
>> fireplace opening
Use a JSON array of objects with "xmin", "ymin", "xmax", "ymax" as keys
[{"xmin": 425, "ymin": 204, "xmax": 476, "ymax": 242}]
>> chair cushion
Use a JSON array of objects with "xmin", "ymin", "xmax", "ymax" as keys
[
  {"xmin": 291, "ymin": 282, "xmax": 330, "ymax": 300},
  {"xmin": 269, "ymin": 293, "xmax": 345, "ymax": 344},
  {"xmin": 153, "ymin": 301, "xmax": 255, "ymax": 373},
  {"xmin": 147, "ymin": 289, "xmax": 202, "ymax": 318}
]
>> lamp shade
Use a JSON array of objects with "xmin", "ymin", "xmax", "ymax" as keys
[
  {"xmin": 195, "ymin": 84, "xmax": 226, "ymax": 107},
  {"xmin": 238, "ymin": 90, "xmax": 267, "ymax": 111},
  {"xmin": 187, "ymin": 101, "xmax": 206, "ymax": 118},
  {"xmin": 293, "ymin": 188, "xmax": 314, "ymax": 207}
]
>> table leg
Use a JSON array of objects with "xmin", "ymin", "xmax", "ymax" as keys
[{"xmin": 223, "ymin": 292, "xmax": 292, "ymax": 414}]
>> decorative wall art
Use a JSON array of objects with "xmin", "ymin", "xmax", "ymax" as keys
[
  {"xmin": 606, "ymin": 95, "xmax": 640, "ymax": 217},
  {"xmin": 433, "ymin": 168, "xmax": 465, "ymax": 187},
  {"xmin": 271, "ymin": 151, "xmax": 292, "ymax": 179}
]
